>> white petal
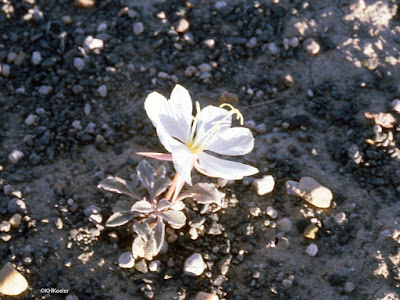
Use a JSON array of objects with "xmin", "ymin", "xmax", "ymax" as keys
[
  {"xmin": 196, "ymin": 105, "xmax": 232, "ymax": 135},
  {"xmin": 156, "ymin": 128, "xmax": 183, "ymax": 153},
  {"xmin": 145, "ymin": 90, "xmax": 189, "ymax": 143},
  {"xmin": 170, "ymin": 142, "xmax": 196, "ymax": 185},
  {"xmin": 206, "ymin": 127, "xmax": 254, "ymax": 155},
  {"xmin": 170, "ymin": 85, "xmax": 193, "ymax": 128},
  {"xmin": 197, "ymin": 152, "xmax": 258, "ymax": 180}
]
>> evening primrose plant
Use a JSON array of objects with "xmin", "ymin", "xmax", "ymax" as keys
[{"xmin": 98, "ymin": 85, "xmax": 257, "ymax": 262}]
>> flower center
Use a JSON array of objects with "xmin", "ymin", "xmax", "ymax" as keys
[{"xmin": 186, "ymin": 102, "xmax": 244, "ymax": 154}]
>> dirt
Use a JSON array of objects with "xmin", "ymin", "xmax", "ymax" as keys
[{"xmin": 1, "ymin": 0, "xmax": 400, "ymax": 299}]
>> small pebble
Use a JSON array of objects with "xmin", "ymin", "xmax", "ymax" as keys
[
  {"xmin": 304, "ymin": 224, "xmax": 318, "ymax": 239},
  {"xmin": 0, "ymin": 262, "xmax": 28, "ymax": 296},
  {"xmin": 133, "ymin": 22, "xmax": 144, "ymax": 35},
  {"xmin": 176, "ymin": 18, "xmax": 189, "ymax": 33},
  {"xmin": 148, "ymin": 260, "xmax": 161, "ymax": 272},
  {"xmin": 1, "ymin": 64, "xmax": 10, "ymax": 77},
  {"xmin": 254, "ymin": 123, "xmax": 267, "ymax": 133},
  {"xmin": 31, "ymin": 51, "xmax": 42, "ymax": 65},
  {"xmin": 391, "ymin": 99, "xmax": 400, "ymax": 113},
  {"xmin": 38, "ymin": 85, "xmax": 52, "ymax": 95},
  {"xmin": 195, "ymin": 291, "xmax": 219, "ymax": 300},
  {"xmin": 303, "ymin": 38, "xmax": 320, "ymax": 55},
  {"xmin": 84, "ymin": 36, "xmax": 103, "ymax": 51},
  {"xmin": 285, "ymin": 180, "xmax": 302, "ymax": 196},
  {"xmin": 97, "ymin": 85, "xmax": 107, "ymax": 98},
  {"xmin": 253, "ymin": 175, "xmax": 275, "ymax": 196},
  {"xmin": 204, "ymin": 39, "xmax": 215, "ymax": 48},
  {"xmin": 266, "ymin": 206, "xmax": 278, "ymax": 219},
  {"xmin": 84, "ymin": 205, "xmax": 101, "ymax": 216},
  {"xmin": 198, "ymin": 63, "xmax": 212, "ymax": 73},
  {"xmin": 344, "ymin": 281, "xmax": 355, "ymax": 293},
  {"xmin": 25, "ymin": 114, "xmax": 38, "ymax": 126},
  {"xmin": 249, "ymin": 207, "xmax": 262, "ymax": 217},
  {"xmin": 8, "ymin": 199, "xmax": 26, "ymax": 214},
  {"xmin": 282, "ymin": 279, "xmax": 293, "ymax": 288},
  {"xmin": 72, "ymin": 120, "xmax": 82, "ymax": 130},
  {"xmin": 276, "ymin": 218, "xmax": 293, "ymax": 233},
  {"xmin": 334, "ymin": 212, "xmax": 347, "ymax": 225},
  {"xmin": 75, "ymin": 0, "xmax": 96, "ymax": 8},
  {"xmin": 73, "ymin": 57, "xmax": 85, "ymax": 71},
  {"xmin": 61, "ymin": 15, "xmax": 72, "ymax": 25},
  {"xmin": 118, "ymin": 252, "xmax": 135, "ymax": 268},
  {"xmin": 184, "ymin": 66, "xmax": 197, "ymax": 77},
  {"xmin": 10, "ymin": 214, "xmax": 22, "ymax": 228},
  {"xmin": 97, "ymin": 22, "xmax": 107, "ymax": 32},
  {"xmin": 267, "ymin": 42, "xmax": 280, "ymax": 55},
  {"xmin": 299, "ymin": 177, "xmax": 332, "ymax": 208},
  {"xmin": 306, "ymin": 243, "xmax": 318, "ymax": 256},
  {"xmin": 8, "ymin": 150, "xmax": 24, "ymax": 164},
  {"xmin": 184, "ymin": 253, "xmax": 206, "ymax": 277},
  {"xmin": 289, "ymin": 37, "xmax": 299, "ymax": 47},
  {"xmin": 0, "ymin": 221, "xmax": 11, "ymax": 232}
]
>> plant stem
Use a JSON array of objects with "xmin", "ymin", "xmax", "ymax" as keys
[{"xmin": 165, "ymin": 173, "xmax": 179, "ymax": 201}]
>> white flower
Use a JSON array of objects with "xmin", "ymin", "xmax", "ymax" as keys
[{"xmin": 142, "ymin": 84, "xmax": 258, "ymax": 185}]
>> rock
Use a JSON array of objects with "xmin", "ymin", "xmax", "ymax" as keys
[
  {"xmin": 218, "ymin": 91, "xmax": 239, "ymax": 105},
  {"xmin": 0, "ymin": 262, "xmax": 28, "ymax": 296},
  {"xmin": 97, "ymin": 22, "xmax": 107, "ymax": 32},
  {"xmin": 97, "ymin": 85, "xmax": 107, "ymax": 98},
  {"xmin": 31, "ymin": 51, "xmax": 42, "ymax": 65},
  {"xmin": 8, "ymin": 150, "xmax": 24, "ymax": 164},
  {"xmin": 135, "ymin": 259, "xmax": 148, "ymax": 273},
  {"xmin": 334, "ymin": 212, "xmax": 347, "ymax": 225},
  {"xmin": 38, "ymin": 85, "xmax": 52, "ymax": 95},
  {"xmin": 118, "ymin": 252, "xmax": 135, "ymax": 268},
  {"xmin": 75, "ymin": 0, "xmax": 95, "ymax": 8},
  {"xmin": 289, "ymin": 37, "xmax": 299, "ymax": 47},
  {"xmin": 184, "ymin": 66, "xmax": 197, "ymax": 77},
  {"xmin": 204, "ymin": 38, "xmax": 215, "ymax": 48},
  {"xmin": 1, "ymin": 64, "xmax": 10, "ymax": 77},
  {"xmin": 266, "ymin": 207, "xmax": 278, "ymax": 219},
  {"xmin": 276, "ymin": 218, "xmax": 293, "ymax": 233},
  {"xmin": 344, "ymin": 281, "xmax": 355, "ymax": 293},
  {"xmin": 249, "ymin": 207, "xmax": 262, "ymax": 217},
  {"xmin": 195, "ymin": 291, "xmax": 219, "ymax": 300},
  {"xmin": 392, "ymin": 99, "xmax": 400, "ymax": 113},
  {"xmin": 0, "ymin": 221, "xmax": 11, "ymax": 232},
  {"xmin": 73, "ymin": 57, "xmax": 85, "ymax": 71},
  {"xmin": 29, "ymin": 153, "xmax": 42, "ymax": 165},
  {"xmin": 246, "ymin": 37, "xmax": 257, "ymax": 48},
  {"xmin": 84, "ymin": 205, "xmax": 101, "ymax": 216},
  {"xmin": 303, "ymin": 38, "xmax": 320, "ymax": 55},
  {"xmin": 10, "ymin": 214, "xmax": 22, "ymax": 228},
  {"xmin": 304, "ymin": 224, "xmax": 318, "ymax": 239},
  {"xmin": 83, "ymin": 36, "xmax": 103, "ymax": 52},
  {"xmin": 176, "ymin": 19, "xmax": 189, "ymax": 33},
  {"xmin": 148, "ymin": 260, "xmax": 161, "ymax": 272},
  {"xmin": 306, "ymin": 243, "xmax": 318, "ymax": 256},
  {"xmin": 299, "ymin": 177, "xmax": 332, "ymax": 208},
  {"xmin": 267, "ymin": 42, "xmax": 280, "ymax": 55},
  {"xmin": 7, "ymin": 52, "xmax": 17, "ymax": 64},
  {"xmin": 198, "ymin": 63, "xmax": 212, "ymax": 73},
  {"xmin": 61, "ymin": 15, "xmax": 72, "ymax": 25},
  {"xmin": 254, "ymin": 123, "xmax": 267, "ymax": 133},
  {"xmin": 184, "ymin": 253, "xmax": 206, "ymax": 276},
  {"xmin": 282, "ymin": 279, "xmax": 293, "ymax": 288},
  {"xmin": 72, "ymin": 120, "xmax": 82, "ymax": 130},
  {"xmin": 133, "ymin": 22, "xmax": 144, "ymax": 35},
  {"xmin": 8, "ymin": 198, "xmax": 26, "ymax": 214},
  {"xmin": 285, "ymin": 180, "xmax": 302, "ymax": 196},
  {"xmin": 25, "ymin": 114, "xmax": 38, "ymax": 126},
  {"xmin": 253, "ymin": 175, "xmax": 275, "ymax": 196},
  {"xmin": 14, "ymin": 51, "xmax": 26, "ymax": 66}
]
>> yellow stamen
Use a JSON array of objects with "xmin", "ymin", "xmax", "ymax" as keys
[{"xmin": 186, "ymin": 102, "xmax": 244, "ymax": 154}]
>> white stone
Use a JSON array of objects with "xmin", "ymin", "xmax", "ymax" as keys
[
  {"xmin": 303, "ymin": 38, "xmax": 320, "ymax": 55},
  {"xmin": 97, "ymin": 85, "xmax": 107, "ymax": 98},
  {"xmin": 176, "ymin": 18, "xmax": 189, "ymax": 33},
  {"xmin": 249, "ymin": 207, "xmax": 262, "ymax": 217},
  {"xmin": 8, "ymin": 150, "xmax": 24, "ymax": 164},
  {"xmin": 73, "ymin": 57, "xmax": 85, "ymax": 71},
  {"xmin": 84, "ymin": 36, "xmax": 104, "ymax": 51},
  {"xmin": 9, "ymin": 214, "xmax": 22, "ymax": 228},
  {"xmin": 392, "ymin": 99, "xmax": 400, "ymax": 113},
  {"xmin": 204, "ymin": 39, "xmax": 215, "ymax": 48},
  {"xmin": 184, "ymin": 253, "xmax": 206, "ymax": 276},
  {"xmin": 133, "ymin": 22, "xmax": 144, "ymax": 35},
  {"xmin": 266, "ymin": 206, "xmax": 278, "ymax": 219},
  {"xmin": 253, "ymin": 175, "xmax": 275, "ymax": 196},
  {"xmin": 38, "ymin": 85, "xmax": 52, "ymax": 95},
  {"xmin": 299, "ymin": 177, "xmax": 332, "ymax": 208},
  {"xmin": 149, "ymin": 260, "xmax": 161, "ymax": 272},
  {"xmin": 0, "ymin": 263, "xmax": 28, "ymax": 296},
  {"xmin": 195, "ymin": 291, "xmax": 219, "ymax": 300},
  {"xmin": 31, "ymin": 51, "xmax": 42, "ymax": 65},
  {"xmin": 306, "ymin": 243, "xmax": 318, "ymax": 256},
  {"xmin": 285, "ymin": 180, "xmax": 302, "ymax": 196},
  {"xmin": 118, "ymin": 252, "xmax": 135, "ymax": 268}
]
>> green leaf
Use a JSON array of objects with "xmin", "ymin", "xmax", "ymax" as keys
[
  {"xmin": 159, "ymin": 210, "xmax": 186, "ymax": 229},
  {"xmin": 154, "ymin": 177, "xmax": 172, "ymax": 196},
  {"xmin": 112, "ymin": 200, "xmax": 132, "ymax": 213},
  {"xmin": 157, "ymin": 199, "xmax": 172, "ymax": 211},
  {"xmin": 154, "ymin": 217, "xmax": 165, "ymax": 254},
  {"xmin": 137, "ymin": 160, "xmax": 155, "ymax": 193},
  {"xmin": 187, "ymin": 183, "xmax": 221, "ymax": 206},
  {"xmin": 106, "ymin": 212, "xmax": 135, "ymax": 227},
  {"xmin": 98, "ymin": 176, "xmax": 141, "ymax": 200},
  {"xmin": 132, "ymin": 236, "xmax": 145, "ymax": 259},
  {"xmin": 131, "ymin": 200, "xmax": 153, "ymax": 214}
]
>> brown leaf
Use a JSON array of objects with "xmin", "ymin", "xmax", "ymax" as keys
[{"xmin": 364, "ymin": 112, "xmax": 397, "ymax": 128}]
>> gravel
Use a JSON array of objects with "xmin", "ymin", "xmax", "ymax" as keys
[
  {"xmin": 253, "ymin": 175, "xmax": 275, "ymax": 196},
  {"xmin": 184, "ymin": 253, "xmax": 206, "ymax": 277}
]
